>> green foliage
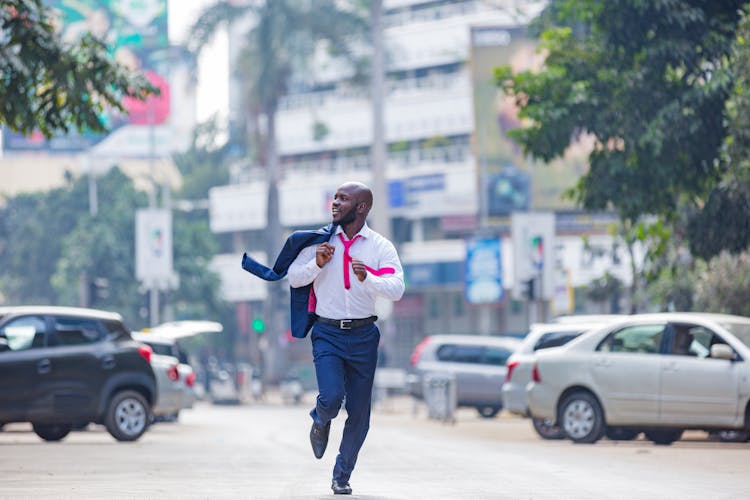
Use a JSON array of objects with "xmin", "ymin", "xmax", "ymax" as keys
[
  {"xmin": 51, "ymin": 170, "xmax": 147, "ymax": 323},
  {"xmin": 497, "ymin": 0, "xmax": 745, "ymax": 221},
  {"xmin": 0, "ymin": 163, "xmax": 231, "ymax": 332},
  {"xmin": 694, "ymin": 251, "xmax": 750, "ymax": 317},
  {"xmin": 171, "ymin": 119, "xmax": 232, "ymax": 201},
  {"xmin": 190, "ymin": 1, "xmax": 366, "ymax": 117},
  {"xmin": 687, "ymin": 6, "xmax": 750, "ymax": 260},
  {"xmin": 0, "ymin": 0, "xmax": 155, "ymax": 136}
]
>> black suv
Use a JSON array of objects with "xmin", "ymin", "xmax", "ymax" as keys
[{"xmin": 0, "ymin": 306, "xmax": 156, "ymax": 442}]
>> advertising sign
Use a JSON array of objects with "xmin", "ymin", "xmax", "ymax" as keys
[
  {"xmin": 3, "ymin": 0, "xmax": 170, "ymax": 155},
  {"xmin": 136, "ymin": 208, "xmax": 174, "ymax": 288},
  {"xmin": 465, "ymin": 238, "xmax": 504, "ymax": 304}
]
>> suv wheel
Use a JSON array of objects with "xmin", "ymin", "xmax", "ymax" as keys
[
  {"xmin": 644, "ymin": 429, "xmax": 683, "ymax": 445},
  {"xmin": 559, "ymin": 391, "xmax": 605, "ymax": 444},
  {"xmin": 32, "ymin": 423, "xmax": 72, "ymax": 442},
  {"xmin": 476, "ymin": 406, "xmax": 500, "ymax": 419},
  {"xmin": 532, "ymin": 416, "xmax": 565, "ymax": 440},
  {"xmin": 105, "ymin": 390, "xmax": 150, "ymax": 442}
]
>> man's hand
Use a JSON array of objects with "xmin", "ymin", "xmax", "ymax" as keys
[
  {"xmin": 316, "ymin": 242, "xmax": 335, "ymax": 268},
  {"xmin": 351, "ymin": 258, "xmax": 367, "ymax": 282}
]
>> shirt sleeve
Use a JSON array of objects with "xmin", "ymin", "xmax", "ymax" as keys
[
  {"xmin": 287, "ymin": 245, "xmax": 322, "ymax": 288},
  {"xmin": 362, "ymin": 239, "xmax": 405, "ymax": 301}
]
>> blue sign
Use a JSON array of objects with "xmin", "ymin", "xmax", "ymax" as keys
[{"xmin": 465, "ymin": 238, "xmax": 504, "ymax": 304}]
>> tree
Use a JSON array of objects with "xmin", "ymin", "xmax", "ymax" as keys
[
  {"xmin": 0, "ymin": 0, "xmax": 153, "ymax": 136},
  {"xmin": 687, "ymin": 6, "xmax": 750, "ymax": 260},
  {"xmin": 189, "ymin": 0, "xmax": 365, "ymax": 380},
  {"xmin": 51, "ymin": 169, "xmax": 149, "ymax": 325},
  {"xmin": 695, "ymin": 251, "xmax": 750, "ymax": 317},
  {"xmin": 496, "ymin": 0, "xmax": 745, "ymax": 222}
]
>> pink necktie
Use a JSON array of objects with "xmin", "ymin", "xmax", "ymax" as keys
[
  {"xmin": 338, "ymin": 233, "xmax": 396, "ymax": 289},
  {"xmin": 308, "ymin": 235, "xmax": 397, "ymax": 312}
]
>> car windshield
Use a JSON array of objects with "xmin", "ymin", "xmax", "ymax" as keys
[{"xmin": 721, "ymin": 322, "xmax": 750, "ymax": 348}]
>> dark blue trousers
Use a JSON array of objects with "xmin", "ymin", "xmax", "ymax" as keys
[{"xmin": 309, "ymin": 321, "xmax": 380, "ymax": 483}]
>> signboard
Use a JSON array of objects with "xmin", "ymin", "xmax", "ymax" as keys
[
  {"xmin": 135, "ymin": 209, "xmax": 174, "ymax": 288},
  {"xmin": 465, "ymin": 238, "xmax": 504, "ymax": 304},
  {"xmin": 3, "ymin": 0, "xmax": 170, "ymax": 155},
  {"xmin": 511, "ymin": 212, "xmax": 555, "ymax": 300}
]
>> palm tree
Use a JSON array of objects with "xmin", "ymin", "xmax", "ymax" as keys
[{"xmin": 189, "ymin": 1, "xmax": 366, "ymax": 380}]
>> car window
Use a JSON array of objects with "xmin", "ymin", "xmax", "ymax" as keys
[
  {"xmin": 721, "ymin": 322, "xmax": 750, "ymax": 349},
  {"xmin": 0, "ymin": 315, "xmax": 47, "ymax": 351},
  {"xmin": 597, "ymin": 324, "xmax": 665, "ymax": 354},
  {"xmin": 103, "ymin": 319, "xmax": 130, "ymax": 339},
  {"xmin": 147, "ymin": 342, "xmax": 175, "ymax": 357},
  {"xmin": 436, "ymin": 344, "xmax": 483, "ymax": 364},
  {"xmin": 668, "ymin": 323, "xmax": 712, "ymax": 358},
  {"xmin": 533, "ymin": 331, "xmax": 583, "ymax": 351},
  {"xmin": 50, "ymin": 316, "xmax": 104, "ymax": 346},
  {"xmin": 483, "ymin": 347, "xmax": 512, "ymax": 366}
]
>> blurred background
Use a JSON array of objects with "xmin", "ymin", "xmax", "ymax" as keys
[{"xmin": 2, "ymin": 0, "xmax": 749, "ymax": 390}]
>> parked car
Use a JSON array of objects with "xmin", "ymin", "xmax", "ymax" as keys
[
  {"xmin": 0, "ymin": 306, "xmax": 156, "ymax": 442},
  {"xmin": 132, "ymin": 332, "xmax": 196, "ymax": 421},
  {"xmin": 502, "ymin": 320, "xmax": 620, "ymax": 439},
  {"xmin": 409, "ymin": 334, "xmax": 521, "ymax": 418},
  {"xmin": 527, "ymin": 313, "xmax": 750, "ymax": 445}
]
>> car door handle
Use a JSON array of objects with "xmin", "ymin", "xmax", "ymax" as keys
[
  {"xmin": 101, "ymin": 355, "xmax": 116, "ymax": 370},
  {"xmin": 663, "ymin": 361, "xmax": 678, "ymax": 372},
  {"xmin": 37, "ymin": 358, "xmax": 51, "ymax": 375},
  {"xmin": 594, "ymin": 358, "xmax": 612, "ymax": 367}
]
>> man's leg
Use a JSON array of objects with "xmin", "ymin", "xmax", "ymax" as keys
[
  {"xmin": 310, "ymin": 325, "xmax": 346, "ymax": 426},
  {"xmin": 333, "ymin": 325, "xmax": 380, "ymax": 483}
]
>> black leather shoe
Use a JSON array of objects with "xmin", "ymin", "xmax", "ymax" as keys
[
  {"xmin": 310, "ymin": 421, "xmax": 330, "ymax": 459},
  {"xmin": 331, "ymin": 480, "xmax": 352, "ymax": 495}
]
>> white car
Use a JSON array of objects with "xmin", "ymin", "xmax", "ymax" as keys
[
  {"xmin": 528, "ymin": 313, "xmax": 750, "ymax": 444},
  {"xmin": 133, "ymin": 333, "xmax": 196, "ymax": 420},
  {"xmin": 502, "ymin": 321, "xmax": 614, "ymax": 439}
]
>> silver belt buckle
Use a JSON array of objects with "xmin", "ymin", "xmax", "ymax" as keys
[{"xmin": 339, "ymin": 319, "xmax": 352, "ymax": 330}]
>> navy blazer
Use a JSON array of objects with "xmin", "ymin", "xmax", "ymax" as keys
[{"xmin": 241, "ymin": 223, "xmax": 336, "ymax": 339}]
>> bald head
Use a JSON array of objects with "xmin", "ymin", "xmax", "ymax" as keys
[{"xmin": 331, "ymin": 182, "xmax": 373, "ymax": 231}]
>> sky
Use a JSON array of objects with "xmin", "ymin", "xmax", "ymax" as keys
[{"xmin": 168, "ymin": 0, "xmax": 229, "ymax": 123}]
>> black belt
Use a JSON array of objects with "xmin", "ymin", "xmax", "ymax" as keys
[{"xmin": 317, "ymin": 316, "xmax": 378, "ymax": 330}]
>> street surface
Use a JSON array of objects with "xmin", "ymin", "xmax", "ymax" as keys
[{"xmin": 0, "ymin": 395, "xmax": 748, "ymax": 500}]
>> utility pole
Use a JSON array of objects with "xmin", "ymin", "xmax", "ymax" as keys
[
  {"xmin": 370, "ymin": 0, "xmax": 390, "ymax": 241},
  {"xmin": 148, "ymin": 99, "xmax": 159, "ymax": 327}
]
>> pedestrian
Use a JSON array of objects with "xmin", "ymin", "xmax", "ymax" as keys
[{"xmin": 287, "ymin": 182, "xmax": 405, "ymax": 495}]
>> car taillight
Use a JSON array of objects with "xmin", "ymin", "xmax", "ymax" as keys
[
  {"xmin": 185, "ymin": 372, "xmax": 196, "ymax": 387},
  {"xmin": 137, "ymin": 345, "xmax": 152, "ymax": 363},
  {"xmin": 167, "ymin": 364, "xmax": 180, "ymax": 382},
  {"xmin": 532, "ymin": 363, "xmax": 541, "ymax": 383},
  {"xmin": 505, "ymin": 360, "xmax": 520, "ymax": 383},
  {"xmin": 410, "ymin": 336, "xmax": 431, "ymax": 367}
]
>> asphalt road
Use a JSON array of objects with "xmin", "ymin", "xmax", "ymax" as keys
[{"xmin": 0, "ymin": 396, "xmax": 748, "ymax": 500}]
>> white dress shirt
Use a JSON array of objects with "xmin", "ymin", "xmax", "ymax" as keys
[{"xmin": 288, "ymin": 223, "xmax": 405, "ymax": 320}]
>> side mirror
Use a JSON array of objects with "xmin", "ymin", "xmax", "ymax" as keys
[
  {"xmin": 0, "ymin": 337, "xmax": 9, "ymax": 352},
  {"xmin": 710, "ymin": 344, "xmax": 735, "ymax": 361}
]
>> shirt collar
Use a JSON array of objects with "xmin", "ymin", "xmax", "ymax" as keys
[{"xmin": 335, "ymin": 222, "xmax": 371, "ymax": 241}]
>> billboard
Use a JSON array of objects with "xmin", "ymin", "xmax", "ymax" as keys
[
  {"xmin": 465, "ymin": 238, "xmax": 504, "ymax": 304},
  {"xmin": 470, "ymin": 26, "xmax": 591, "ymax": 216},
  {"xmin": 136, "ymin": 208, "xmax": 174, "ymax": 289},
  {"xmin": 3, "ymin": 0, "xmax": 170, "ymax": 156}
]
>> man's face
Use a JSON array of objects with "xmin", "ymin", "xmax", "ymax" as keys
[{"xmin": 332, "ymin": 187, "xmax": 360, "ymax": 225}]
